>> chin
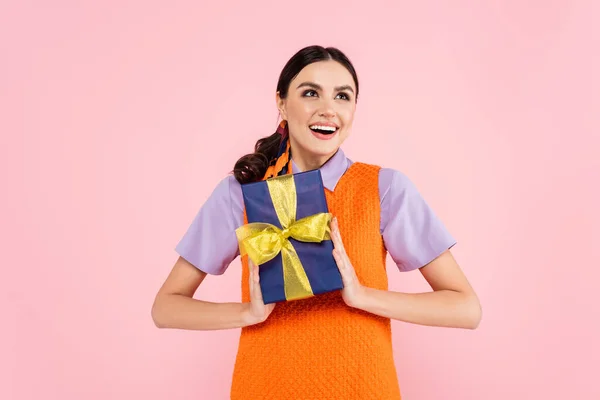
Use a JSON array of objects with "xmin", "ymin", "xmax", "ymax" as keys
[
  {"xmin": 292, "ymin": 127, "xmax": 347, "ymax": 160},
  {"xmin": 306, "ymin": 140, "xmax": 341, "ymax": 158}
]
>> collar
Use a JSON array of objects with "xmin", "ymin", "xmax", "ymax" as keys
[{"xmin": 291, "ymin": 148, "xmax": 352, "ymax": 191}]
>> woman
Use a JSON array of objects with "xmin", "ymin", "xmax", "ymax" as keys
[{"xmin": 152, "ymin": 45, "xmax": 482, "ymax": 399}]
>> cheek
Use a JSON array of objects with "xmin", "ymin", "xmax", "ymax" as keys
[
  {"xmin": 286, "ymin": 101, "xmax": 313, "ymax": 122},
  {"xmin": 340, "ymin": 106, "xmax": 356, "ymax": 127}
]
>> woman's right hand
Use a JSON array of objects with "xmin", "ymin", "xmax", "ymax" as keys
[{"xmin": 244, "ymin": 259, "xmax": 276, "ymax": 325}]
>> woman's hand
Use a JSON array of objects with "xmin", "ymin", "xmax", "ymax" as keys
[
  {"xmin": 330, "ymin": 217, "xmax": 366, "ymax": 308},
  {"xmin": 243, "ymin": 259, "xmax": 276, "ymax": 325}
]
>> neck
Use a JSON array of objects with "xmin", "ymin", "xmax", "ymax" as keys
[{"xmin": 290, "ymin": 146, "xmax": 336, "ymax": 172}]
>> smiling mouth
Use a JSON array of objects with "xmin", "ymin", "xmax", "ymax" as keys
[{"xmin": 309, "ymin": 125, "xmax": 338, "ymax": 135}]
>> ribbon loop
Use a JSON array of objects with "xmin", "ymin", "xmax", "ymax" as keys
[{"xmin": 235, "ymin": 212, "xmax": 332, "ymax": 267}]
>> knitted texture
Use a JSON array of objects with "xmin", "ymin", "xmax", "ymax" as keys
[{"xmin": 230, "ymin": 163, "xmax": 401, "ymax": 400}]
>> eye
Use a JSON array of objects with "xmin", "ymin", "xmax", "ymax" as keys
[
  {"xmin": 302, "ymin": 90, "xmax": 318, "ymax": 97},
  {"xmin": 336, "ymin": 92, "xmax": 351, "ymax": 101}
]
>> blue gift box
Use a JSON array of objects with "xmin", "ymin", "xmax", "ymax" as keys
[{"xmin": 238, "ymin": 169, "xmax": 344, "ymax": 304}]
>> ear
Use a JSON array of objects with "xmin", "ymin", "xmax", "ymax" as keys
[{"xmin": 276, "ymin": 91, "xmax": 287, "ymax": 120}]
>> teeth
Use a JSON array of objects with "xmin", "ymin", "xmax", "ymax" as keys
[{"xmin": 310, "ymin": 125, "xmax": 337, "ymax": 132}]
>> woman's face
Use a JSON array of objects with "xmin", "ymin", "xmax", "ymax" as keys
[{"xmin": 277, "ymin": 60, "xmax": 357, "ymax": 167}]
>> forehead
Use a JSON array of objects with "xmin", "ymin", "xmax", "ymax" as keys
[{"xmin": 291, "ymin": 60, "xmax": 355, "ymax": 90}]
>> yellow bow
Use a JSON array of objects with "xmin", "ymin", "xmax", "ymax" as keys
[{"xmin": 235, "ymin": 174, "xmax": 332, "ymax": 301}]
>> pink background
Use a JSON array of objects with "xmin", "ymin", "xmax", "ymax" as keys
[{"xmin": 2, "ymin": 1, "xmax": 598, "ymax": 399}]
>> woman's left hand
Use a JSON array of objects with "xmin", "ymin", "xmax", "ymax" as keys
[{"xmin": 330, "ymin": 216, "xmax": 366, "ymax": 308}]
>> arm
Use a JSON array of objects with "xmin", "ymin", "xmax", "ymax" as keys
[
  {"xmin": 354, "ymin": 251, "xmax": 480, "ymax": 329},
  {"xmin": 330, "ymin": 218, "xmax": 481, "ymax": 330},
  {"xmin": 153, "ymin": 175, "xmax": 275, "ymax": 330},
  {"xmin": 151, "ymin": 256, "xmax": 274, "ymax": 330}
]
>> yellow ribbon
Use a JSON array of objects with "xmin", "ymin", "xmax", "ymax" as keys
[{"xmin": 235, "ymin": 174, "xmax": 332, "ymax": 301}]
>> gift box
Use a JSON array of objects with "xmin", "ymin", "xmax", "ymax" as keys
[{"xmin": 235, "ymin": 170, "xmax": 344, "ymax": 304}]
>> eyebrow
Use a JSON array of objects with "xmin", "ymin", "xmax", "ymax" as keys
[{"xmin": 296, "ymin": 81, "xmax": 355, "ymax": 94}]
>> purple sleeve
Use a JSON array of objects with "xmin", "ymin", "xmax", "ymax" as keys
[
  {"xmin": 379, "ymin": 168, "xmax": 456, "ymax": 272},
  {"xmin": 175, "ymin": 175, "xmax": 244, "ymax": 275}
]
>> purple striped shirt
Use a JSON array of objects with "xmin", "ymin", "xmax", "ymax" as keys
[{"xmin": 176, "ymin": 149, "xmax": 456, "ymax": 275}]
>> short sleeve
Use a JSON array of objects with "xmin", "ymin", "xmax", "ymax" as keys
[
  {"xmin": 380, "ymin": 168, "xmax": 456, "ymax": 272},
  {"xmin": 174, "ymin": 175, "xmax": 243, "ymax": 275}
]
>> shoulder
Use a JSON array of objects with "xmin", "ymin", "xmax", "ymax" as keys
[
  {"xmin": 378, "ymin": 167, "xmax": 417, "ymax": 199},
  {"xmin": 374, "ymin": 167, "xmax": 425, "ymax": 235},
  {"xmin": 210, "ymin": 174, "xmax": 242, "ymax": 202},
  {"xmin": 192, "ymin": 173, "xmax": 244, "ymax": 228},
  {"xmin": 347, "ymin": 162, "xmax": 415, "ymax": 203},
  {"xmin": 175, "ymin": 174, "xmax": 245, "ymax": 275},
  {"xmin": 212, "ymin": 174, "xmax": 244, "ymax": 220}
]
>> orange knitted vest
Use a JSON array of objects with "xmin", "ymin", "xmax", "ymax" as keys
[{"xmin": 230, "ymin": 163, "xmax": 401, "ymax": 400}]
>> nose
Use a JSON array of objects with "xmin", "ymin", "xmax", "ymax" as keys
[{"xmin": 318, "ymin": 103, "xmax": 336, "ymax": 118}]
